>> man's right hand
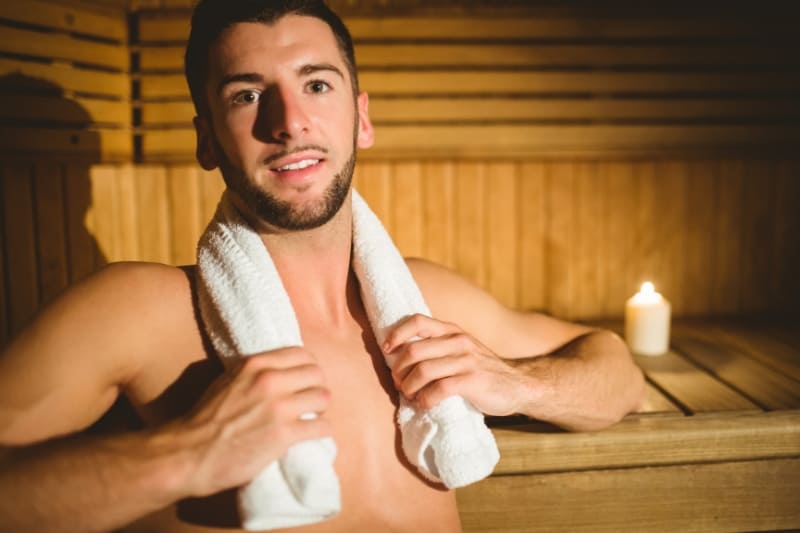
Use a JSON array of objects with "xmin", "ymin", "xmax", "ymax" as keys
[{"xmin": 170, "ymin": 347, "xmax": 332, "ymax": 498}]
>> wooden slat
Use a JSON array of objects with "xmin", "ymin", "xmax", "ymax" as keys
[
  {"xmin": 135, "ymin": 166, "xmax": 171, "ymax": 263},
  {"xmin": 712, "ymin": 160, "xmax": 745, "ymax": 314},
  {"xmin": 139, "ymin": 43, "xmax": 800, "ymax": 71},
  {"xmin": 573, "ymin": 161, "xmax": 604, "ymax": 318},
  {"xmin": 421, "ymin": 161, "xmax": 455, "ymax": 270},
  {"xmin": 601, "ymin": 161, "xmax": 637, "ymax": 316},
  {"xmin": 0, "ymin": 1, "xmax": 127, "ymax": 41},
  {"xmin": 0, "ymin": 126, "xmax": 132, "ymax": 161},
  {"xmin": 640, "ymin": 383, "xmax": 681, "ymax": 414},
  {"xmin": 141, "ymin": 97, "xmax": 800, "ymax": 126},
  {"xmin": 137, "ymin": 14, "xmax": 798, "ymax": 43},
  {"xmin": 740, "ymin": 160, "xmax": 774, "ymax": 313},
  {"xmin": 391, "ymin": 162, "xmax": 423, "ymax": 258},
  {"xmin": 88, "ymin": 165, "xmax": 121, "ymax": 262},
  {"xmin": 0, "ymin": 25, "xmax": 128, "ymax": 70},
  {"xmin": 1, "ymin": 163, "xmax": 39, "ymax": 335},
  {"xmin": 346, "ymin": 16, "xmax": 797, "ymax": 40},
  {"xmin": 671, "ymin": 329, "xmax": 800, "ymax": 410},
  {"xmin": 352, "ymin": 161, "xmax": 392, "ymax": 235},
  {"xmin": 546, "ymin": 162, "xmax": 575, "ymax": 319},
  {"xmin": 0, "ymin": 58, "xmax": 130, "ymax": 98},
  {"xmin": 33, "ymin": 162, "xmax": 69, "ymax": 305},
  {"xmin": 634, "ymin": 350, "xmax": 759, "ymax": 413},
  {"xmin": 454, "ymin": 162, "xmax": 485, "ymax": 289},
  {"xmin": 517, "ymin": 162, "xmax": 545, "ymax": 312},
  {"xmin": 115, "ymin": 164, "xmax": 139, "ymax": 261},
  {"xmin": 771, "ymin": 161, "xmax": 800, "ymax": 313},
  {"xmin": 490, "ymin": 411, "xmax": 800, "ymax": 475},
  {"xmin": 198, "ymin": 168, "xmax": 224, "ymax": 226},
  {"xmin": 140, "ymin": 70, "xmax": 800, "ymax": 99},
  {"xmin": 458, "ymin": 457, "xmax": 800, "ymax": 533},
  {"xmin": 682, "ymin": 160, "xmax": 716, "ymax": 315},
  {"xmin": 0, "ymin": 93, "xmax": 131, "ymax": 126},
  {"xmin": 168, "ymin": 165, "xmax": 202, "ymax": 266},
  {"xmin": 64, "ymin": 163, "xmax": 103, "ymax": 281},
  {"xmin": 0, "ymin": 167, "xmax": 7, "ymax": 346},
  {"xmin": 485, "ymin": 162, "xmax": 517, "ymax": 309}
]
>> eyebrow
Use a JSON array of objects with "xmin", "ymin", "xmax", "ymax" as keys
[{"xmin": 216, "ymin": 63, "xmax": 345, "ymax": 95}]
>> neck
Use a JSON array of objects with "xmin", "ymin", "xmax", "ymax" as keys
[{"xmin": 253, "ymin": 192, "xmax": 357, "ymax": 328}]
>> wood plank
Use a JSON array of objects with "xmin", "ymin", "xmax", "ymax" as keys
[
  {"xmin": 115, "ymin": 164, "xmax": 139, "ymax": 261},
  {"xmin": 600, "ymin": 161, "xmax": 637, "ymax": 317},
  {"xmin": 141, "ymin": 97, "xmax": 800, "ymax": 126},
  {"xmin": 352, "ymin": 161, "xmax": 392, "ymax": 235},
  {"xmin": 64, "ymin": 163, "xmax": 103, "ymax": 281},
  {"xmin": 1, "ymin": 163, "xmax": 40, "ymax": 335},
  {"xmin": 485, "ymin": 162, "xmax": 517, "ymax": 309},
  {"xmin": 0, "ymin": 126, "xmax": 131, "ymax": 161},
  {"xmin": 640, "ymin": 382, "xmax": 681, "ymax": 414},
  {"xmin": 771, "ymin": 161, "xmax": 800, "ymax": 312},
  {"xmin": 168, "ymin": 165, "xmax": 202, "ymax": 266},
  {"xmin": 517, "ymin": 162, "xmax": 546, "ymax": 312},
  {"xmin": 198, "ymin": 167, "xmax": 224, "ymax": 228},
  {"xmin": 346, "ymin": 16, "xmax": 797, "ymax": 40},
  {"xmin": 0, "ymin": 25, "xmax": 128, "ymax": 70},
  {"xmin": 137, "ymin": 13, "xmax": 191, "ymax": 42},
  {"xmin": 0, "ymin": 166, "xmax": 8, "ymax": 346},
  {"xmin": 671, "ymin": 328, "xmax": 800, "ymax": 410},
  {"xmin": 390, "ymin": 162, "xmax": 423, "ymax": 258},
  {"xmin": 421, "ymin": 161, "xmax": 456, "ymax": 270},
  {"xmin": 0, "ymin": 93, "xmax": 131, "ymax": 127},
  {"xmin": 135, "ymin": 166, "xmax": 171, "ymax": 264},
  {"xmin": 458, "ymin": 457, "xmax": 800, "ymax": 533},
  {"xmin": 139, "ymin": 42, "xmax": 800, "ymax": 71},
  {"xmin": 712, "ymin": 160, "xmax": 745, "ymax": 314},
  {"xmin": 654, "ymin": 160, "xmax": 688, "ymax": 314},
  {"xmin": 454, "ymin": 162, "xmax": 485, "ymax": 289},
  {"xmin": 740, "ymin": 160, "xmax": 774, "ymax": 313},
  {"xmin": 32, "ymin": 162, "xmax": 69, "ymax": 305},
  {"xmin": 489, "ymin": 410, "xmax": 800, "ymax": 475},
  {"xmin": 545, "ymin": 162, "xmax": 575, "ymax": 319},
  {"xmin": 0, "ymin": 1, "xmax": 127, "ymax": 41},
  {"xmin": 0, "ymin": 58, "xmax": 130, "ymax": 98},
  {"xmin": 573, "ymin": 161, "xmax": 605, "ymax": 318},
  {"xmin": 141, "ymin": 70, "xmax": 800, "ymax": 99},
  {"xmin": 88, "ymin": 165, "xmax": 121, "ymax": 262},
  {"xmin": 141, "ymin": 125, "xmax": 800, "ymax": 160},
  {"xmin": 682, "ymin": 160, "xmax": 717, "ymax": 315}
]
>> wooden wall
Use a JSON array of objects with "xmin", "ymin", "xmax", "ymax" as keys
[{"xmin": 1, "ymin": 1, "xmax": 799, "ymax": 347}]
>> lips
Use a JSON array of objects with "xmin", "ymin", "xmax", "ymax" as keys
[{"xmin": 274, "ymin": 158, "xmax": 320, "ymax": 172}]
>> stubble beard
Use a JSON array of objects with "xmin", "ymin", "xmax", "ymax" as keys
[{"xmin": 216, "ymin": 139, "xmax": 357, "ymax": 232}]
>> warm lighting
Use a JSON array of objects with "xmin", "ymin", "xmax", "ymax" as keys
[{"xmin": 625, "ymin": 281, "xmax": 671, "ymax": 356}]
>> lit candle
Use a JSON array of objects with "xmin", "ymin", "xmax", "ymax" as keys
[{"xmin": 625, "ymin": 282, "xmax": 671, "ymax": 356}]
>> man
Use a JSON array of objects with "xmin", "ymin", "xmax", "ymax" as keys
[{"xmin": 0, "ymin": 0, "xmax": 645, "ymax": 531}]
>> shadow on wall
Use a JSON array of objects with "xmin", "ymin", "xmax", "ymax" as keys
[{"xmin": 0, "ymin": 73, "xmax": 107, "ymax": 347}]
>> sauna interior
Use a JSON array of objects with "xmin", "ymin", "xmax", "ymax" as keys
[{"xmin": 0, "ymin": 0, "xmax": 798, "ymax": 531}]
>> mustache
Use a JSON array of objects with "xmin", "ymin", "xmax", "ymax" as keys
[{"xmin": 262, "ymin": 145, "xmax": 329, "ymax": 167}]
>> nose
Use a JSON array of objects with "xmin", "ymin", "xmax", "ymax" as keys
[{"xmin": 255, "ymin": 84, "xmax": 311, "ymax": 143}]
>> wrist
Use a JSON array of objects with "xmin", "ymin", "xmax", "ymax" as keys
[{"xmin": 509, "ymin": 357, "xmax": 554, "ymax": 418}]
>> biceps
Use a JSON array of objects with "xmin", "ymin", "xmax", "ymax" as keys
[{"xmin": 485, "ymin": 310, "xmax": 595, "ymax": 359}]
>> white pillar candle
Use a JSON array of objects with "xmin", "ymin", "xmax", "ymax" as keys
[{"xmin": 625, "ymin": 282, "xmax": 671, "ymax": 356}]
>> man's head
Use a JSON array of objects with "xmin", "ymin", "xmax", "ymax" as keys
[
  {"xmin": 185, "ymin": 0, "xmax": 358, "ymax": 118},
  {"xmin": 184, "ymin": 0, "xmax": 373, "ymax": 232}
]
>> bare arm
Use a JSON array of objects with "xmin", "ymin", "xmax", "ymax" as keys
[
  {"xmin": 0, "ymin": 263, "xmax": 331, "ymax": 532},
  {"xmin": 389, "ymin": 259, "xmax": 645, "ymax": 432}
]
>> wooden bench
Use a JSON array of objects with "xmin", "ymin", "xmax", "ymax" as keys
[{"xmin": 457, "ymin": 318, "xmax": 800, "ymax": 532}]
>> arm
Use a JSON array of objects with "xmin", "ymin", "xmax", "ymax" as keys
[
  {"xmin": 386, "ymin": 259, "xmax": 645, "ymax": 432},
  {"xmin": 0, "ymin": 263, "xmax": 331, "ymax": 532}
]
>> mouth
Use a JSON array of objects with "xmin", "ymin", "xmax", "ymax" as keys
[{"xmin": 273, "ymin": 158, "xmax": 321, "ymax": 172}]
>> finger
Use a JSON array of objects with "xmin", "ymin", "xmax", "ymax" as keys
[
  {"xmin": 391, "ymin": 334, "xmax": 469, "ymax": 380},
  {"xmin": 237, "ymin": 346, "xmax": 317, "ymax": 373},
  {"xmin": 397, "ymin": 354, "xmax": 468, "ymax": 400},
  {"xmin": 273, "ymin": 386, "xmax": 332, "ymax": 422},
  {"xmin": 414, "ymin": 375, "xmax": 468, "ymax": 410},
  {"xmin": 383, "ymin": 314, "xmax": 460, "ymax": 354},
  {"xmin": 249, "ymin": 363, "xmax": 327, "ymax": 399}
]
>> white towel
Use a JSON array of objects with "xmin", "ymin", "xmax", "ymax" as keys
[{"xmin": 196, "ymin": 189, "xmax": 499, "ymax": 530}]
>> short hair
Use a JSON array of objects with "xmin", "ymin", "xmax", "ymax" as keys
[{"xmin": 184, "ymin": 0, "xmax": 358, "ymax": 117}]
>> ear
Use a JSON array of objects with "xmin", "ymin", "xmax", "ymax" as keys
[
  {"xmin": 193, "ymin": 115, "xmax": 219, "ymax": 171},
  {"xmin": 355, "ymin": 91, "xmax": 374, "ymax": 150}
]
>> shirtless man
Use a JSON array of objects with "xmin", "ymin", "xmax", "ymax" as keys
[{"xmin": 0, "ymin": 1, "xmax": 645, "ymax": 531}]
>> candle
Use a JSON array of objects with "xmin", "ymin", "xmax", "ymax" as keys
[{"xmin": 625, "ymin": 282, "xmax": 671, "ymax": 356}]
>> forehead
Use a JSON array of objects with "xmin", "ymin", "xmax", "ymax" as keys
[{"xmin": 206, "ymin": 15, "xmax": 345, "ymax": 81}]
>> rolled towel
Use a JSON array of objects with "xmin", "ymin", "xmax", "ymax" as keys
[{"xmin": 196, "ymin": 189, "xmax": 499, "ymax": 530}]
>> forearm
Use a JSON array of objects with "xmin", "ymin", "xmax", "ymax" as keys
[
  {"xmin": 512, "ymin": 330, "xmax": 645, "ymax": 431},
  {"xmin": 0, "ymin": 427, "xmax": 191, "ymax": 533}
]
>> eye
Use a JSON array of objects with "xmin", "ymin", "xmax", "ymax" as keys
[
  {"xmin": 307, "ymin": 80, "xmax": 331, "ymax": 94},
  {"xmin": 232, "ymin": 90, "xmax": 260, "ymax": 105}
]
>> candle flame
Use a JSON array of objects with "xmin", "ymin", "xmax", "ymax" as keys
[{"xmin": 641, "ymin": 281, "xmax": 655, "ymax": 295}]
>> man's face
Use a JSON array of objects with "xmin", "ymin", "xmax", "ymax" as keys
[{"xmin": 195, "ymin": 15, "xmax": 373, "ymax": 231}]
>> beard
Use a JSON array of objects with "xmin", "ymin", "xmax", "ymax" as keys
[{"xmin": 216, "ymin": 141, "xmax": 357, "ymax": 232}]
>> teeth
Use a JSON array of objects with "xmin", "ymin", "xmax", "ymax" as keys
[{"xmin": 277, "ymin": 159, "xmax": 319, "ymax": 171}]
